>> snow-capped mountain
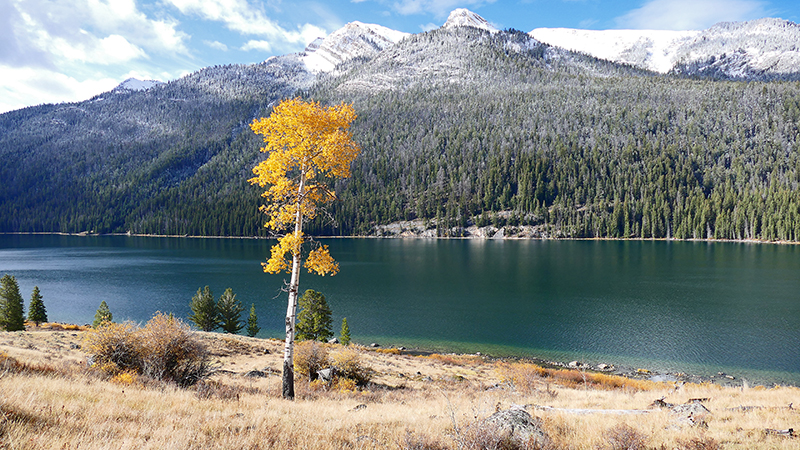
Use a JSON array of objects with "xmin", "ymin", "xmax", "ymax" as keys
[
  {"xmin": 113, "ymin": 78, "xmax": 164, "ymax": 92},
  {"xmin": 531, "ymin": 17, "xmax": 800, "ymax": 79},
  {"xmin": 529, "ymin": 28, "xmax": 698, "ymax": 73},
  {"xmin": 443, "ymin": 8, "xmax": 498, "ymax": 33},
  {"xmin": 301, "ymin": 21, "xmax": 409, "ymax": 73}
]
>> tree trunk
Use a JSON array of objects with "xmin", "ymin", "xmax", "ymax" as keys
[{"xmin": 282, "ymin": 173, "xmax": 305, "ymax": 400}]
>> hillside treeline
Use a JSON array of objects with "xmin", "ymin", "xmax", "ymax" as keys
[{"xmin": 2, "ymin": 27, "xmax": 800, "ymax": 241}]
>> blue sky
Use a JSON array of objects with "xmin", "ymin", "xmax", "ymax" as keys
[{"xmin": 2, "ymin": 0, "xmax": 799, "ymax": 114}]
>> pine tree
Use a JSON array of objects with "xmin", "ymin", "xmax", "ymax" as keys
[
  {"xmin": 92, "ymin": 300, "xmax": 112, "ymax": 328},
  {"xmin": 295, "ymin": 290, "xmax": 333, "ymax": 342},
  {"xmin": 27, "ymin": 286, "xmax": 47, "ymax": 326},
  {"xmin": 188, "ymin": 286, "xmax": 219, "ymax": 332},
  {"xmin": 0, "ymin": 274, "xmax": 25, "ymax": 331},
  {"xmin": 217, "ymin": 288, "xmax": 244, "ymax": 334},
  {"xmin": 246, "ymin": 303, "xmax": 260, "ymax": 337},
  {"xmin": 340, "ymin": 317, "xmax": 351, "ymax": 346}
]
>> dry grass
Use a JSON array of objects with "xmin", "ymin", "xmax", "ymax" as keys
[{"xmin": 2, "ymin": 329, "xmax": 799, "ymax": 449}]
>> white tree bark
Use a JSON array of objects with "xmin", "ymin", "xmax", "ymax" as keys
[{"xmin": 282, "ymin": 172, "xmax": 305, "ymax": 400}]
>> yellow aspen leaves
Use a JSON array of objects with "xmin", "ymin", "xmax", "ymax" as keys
[
  {"xmin": 249, "ymin": 98, "xmax": 360, "ymax": 275},
  {"xmin": 305, "ymin": 245, "xmax": 339, "ymax": 276}
]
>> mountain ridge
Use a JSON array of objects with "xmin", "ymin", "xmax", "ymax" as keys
[{"xmin": 2, "ymin": 9, "xmax": 800, "ymax": 242}]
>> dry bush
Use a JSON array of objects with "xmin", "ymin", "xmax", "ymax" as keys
[
  {"xmin": 600, "ymin": 423, "xmax": 649, "ymax": 450},
  {"xmin": 194, "ymin": 380, "xmax": 241, "ymax": 401},
  {"xmin": 81, "ymin": 313, "xmax": 212, "ymax": 386},
  {"xmin": 331, "ymin": 347, "xmax": 373, "ymax": 386},
  {"xmin": 375, "ymin": 347, "xmax": 403, "ymax": 355},
  {"xmin": 294, "ymin": 340, "xmax": 330, "ymax": 381},
  {"xmin": 427, "ymin": 353, "xmax": 483, "ymax": 366},
  {"xmin": 82, "ymin": 321, "xmax": 142, "ymax": 373},
  {"xmin": 138, "ymin": 313, "xmax": 213, "ymax": 387},
  {"xmin": 399, "ymin": 431, "xmax": 451, "ymax": 450},
  {"xmin": 495, "ymin": 362, "xmax": 660, "ymax": 393},
  {"xmin": 675, "ymin": 436, "xmax": 721, "ymax": 450}
]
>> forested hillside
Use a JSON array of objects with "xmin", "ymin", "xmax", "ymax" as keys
[{"xmin": 2, "ymin": 24, "xmax": 800, "ymax": 241}]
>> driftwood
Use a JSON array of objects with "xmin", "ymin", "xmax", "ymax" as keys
[
  {"xmin": 764, "ymin": 428, "xmax": 795, "ymax": 438},
  {"xmin": 531, "ymin": 405, "xmax": 652, "ymax": 415}
]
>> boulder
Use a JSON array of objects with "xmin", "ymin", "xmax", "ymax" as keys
[{"xmin": 483, "ymin": 408, "xmax": 549, "ymax": 446}]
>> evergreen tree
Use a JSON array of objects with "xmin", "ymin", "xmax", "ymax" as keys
[
  {"xmin": 217, "ymin": 288, "xmax": 244, "ymax": 334},
  {"xmin": 340, "ymin": 317, "xmax": 351, "ymax": 346},
  {"xmin": 0, "ymin": 274, "xmax": 25, "ymax": 331},
  {"xmin": 92, "ymin": 300, "xmax": 112, "ymax": 328},
  {"xmin": 27, "ymin": 286, "xmax": 47, "ymax": 326},
  {"xmin": 188, "ymin": 286, "xmax": 219, "ymax": 332},
  {"xmin": 295, "ymin": 290, "xmax": 333, "ymax": 342},
  {"xmin": 246, "ymin": 303, "xmax": 260, "ymax": 337}
]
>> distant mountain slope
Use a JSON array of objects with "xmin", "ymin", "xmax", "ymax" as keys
[
  {"xmin": 2, "ymin": 9, "xmax": 800, "ymax": 241},
  {"xmin": 531, "ymin": 17, "xmax": 800, "ymax": 80}
]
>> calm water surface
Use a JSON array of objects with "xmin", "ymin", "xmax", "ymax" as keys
[{"xmin": 1, "ymin": 235, "xmax": 798, "ymax": 384}]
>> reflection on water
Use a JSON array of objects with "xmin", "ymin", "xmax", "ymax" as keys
[{"xmin": 1, "ymin": 235, "xmax": 799, "ymax": 384}]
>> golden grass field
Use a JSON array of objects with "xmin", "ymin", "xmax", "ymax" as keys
[{"xmin": 1, "ymin": 323, "xmax": 798, "ymax": 449}]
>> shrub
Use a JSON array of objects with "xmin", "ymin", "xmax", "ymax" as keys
[
  {"xmin": 83, "ymin": 313, "xmax": 212, "ymax": 386},
  {"xmin": 293, "ymin": 340, "xmax": 330, "ymax": 381},
  {"xmin": 331, "ymin": 347, "xmax": 372, "ymax": 386},
  {"xmin": 138, "ymin": 313, "xmax": 213, "ymax": 387},
  {"xmin": 602, "ymin": 424, "xmax": 648, "ymax": 450},
  {"xmin": 83, "ymin": 321, "xmax": 142, "ymax": 373}
]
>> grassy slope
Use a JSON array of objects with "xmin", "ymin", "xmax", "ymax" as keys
[{"xmin": 1, "ymin": 326, "xmax": 798, "ymax": 449}]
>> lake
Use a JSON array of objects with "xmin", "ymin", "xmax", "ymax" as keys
[{"xmin": 1, "ymin": 234, "xmax": 799, "ymax": 385}]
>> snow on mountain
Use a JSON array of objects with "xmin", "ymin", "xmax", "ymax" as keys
[
  {"xmin": 301, "ymin": 22, "xmax": 409, "ymax": 73},
  {"xmin": 672, "ymin": 18, "xmax": 800, "ymax": 78},
  {"xmin": 531, "ymin": 17, "xmax": 800, "ymax": 78},
  {"xmin": 530, "ymin": 28, "xmax": 698, "ymax": 73},
  {"xmin": 443, "ymin": 8, "xmax": 498, "ymax": 33},
  {"xmin": 114, "ymin": 78, "xmax": 164, "ymax": 92}
]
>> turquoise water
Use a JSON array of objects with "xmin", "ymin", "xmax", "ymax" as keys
[{"xmin": 1, "ymin": 235, "xmax": 799, "ymax": 384}]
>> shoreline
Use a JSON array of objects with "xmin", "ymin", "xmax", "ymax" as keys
[{"xmin": 2, "ymin": 231, "xmax": 799, "ymax": 246}]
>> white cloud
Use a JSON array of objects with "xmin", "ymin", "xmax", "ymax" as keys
[
  {"xmin": 0, "ymin": 0, "xmax": 192, "ymax": 113},
  {"xmin": 419, "ymin": 22, "xmax": 438, "ymax": 31},
  {"xmin": 391, "ymin": 0, "xmax": 495, "ymax": 18},
  {"xmin": 204, "ymin": 40, "xmax": 229, "ymax": 51},
  {"xmin": 616, "ymin": 0, "xmax": 769, "ymax": 30},
  {"xmin": 0, "ymin": 65, "xmax": 119, "ymax": 113},
  {"xmin": 166, "ymin": 0, "xmax": 327, "ymax": 50},
  {"xmin": 241, "ymin": 40, "xmax": 273, "ymax": 52}
]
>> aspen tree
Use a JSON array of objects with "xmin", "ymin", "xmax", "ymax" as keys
[{"xmin": 249, "ymin": 98, "xmax": 359, "ymax": 399}]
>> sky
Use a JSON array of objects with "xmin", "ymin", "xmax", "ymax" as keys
[{"xmin": 2, "ymin": 0, "xmax": 799, "ymax": 114}]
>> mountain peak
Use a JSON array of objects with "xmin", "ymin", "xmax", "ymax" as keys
[
  {"xmin": 301, "ymin": 21, "xmax": 409, "ymax": 73},
  {"xmin": 443, "ymin": 9, "xmax": 498, "ymax": 33}
]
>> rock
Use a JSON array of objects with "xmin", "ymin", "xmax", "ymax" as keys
[
  {"xmin": 370, "ymin": 343, "xmax": 380, "ymax": 348},
  {"xmin": 483, "ymin": 408, "xmax": 549, "ymax": 446},
  {"xmin": 568, "ymin": 360, "xmax": 581, "ymax": 368},
  {"xmin": 671, "ymin": 402, "xmax": 711, "ymax": 426},
  {"xmin": 351, "ymin": 404, "xmax": 367, "ymax": 412},
  {"xmin": 328, "ymin": 338, "xmax": 339, "ymax": 344},
  {"xmin": 317, "ymin": 368, "xmax": 333, "ymax": 382},
  {"xmin": 244, "ymin": 370, "xmax": 267, "ymax": 378}
]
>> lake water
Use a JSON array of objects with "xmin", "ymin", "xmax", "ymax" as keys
[{"xmin": 1, "ymin": 234, "xmax": 799, "ymax": 385}]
